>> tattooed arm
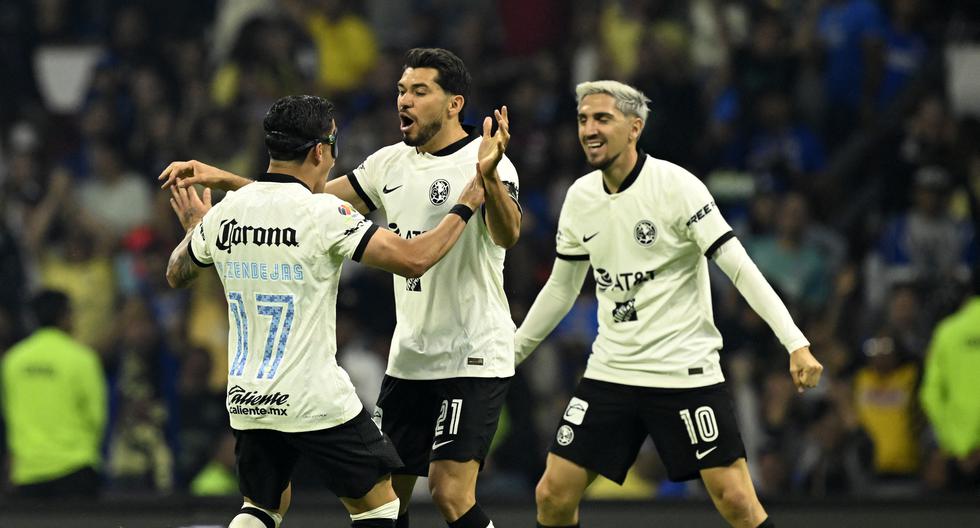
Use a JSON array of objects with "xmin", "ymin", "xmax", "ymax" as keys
[
  {"xmin": 166, "ymin": 185, "xmax": 213, "ymax": 289},
  {"xmin": 167, "ymin": 228, "xmax": 199, "ymax": 288}
]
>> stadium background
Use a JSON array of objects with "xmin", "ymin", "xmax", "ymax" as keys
[{"xmin": 1, "ymin": 0, "xmax": 979, "ymax": 525}]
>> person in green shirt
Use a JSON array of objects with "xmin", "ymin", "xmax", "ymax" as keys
[
  {"xmin": 920, "ymin": 272, "xmax": 980, "ymax": 490},
  {"xmin": 1, "ymin": 290, "xmax": 108, "ymax": 498}
]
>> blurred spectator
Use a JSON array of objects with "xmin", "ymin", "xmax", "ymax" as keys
[
  {"xmin": 795, "ymin": 398, "xmax": 873, "ymax": 496},
  {"xmin": 875, "ymin": 94, "xmax": 958, "ymax": 215},
  {"xmin": 283, "ymin": 0, "xmax": 377, "ymax": 95},
  {"xmin": 807, "ymin": 0, "xmax": 886, "ymax": 142},
  {"xmin": 0, "ymin": 193, "xmax": 27, "ymax": 348},
  {"xmin": 104, "ymin": 296, "xmax": 177, "ymax": 493},
  {"xmin": 853, "ymin": 333, "xmax": 921, "ymax": 479},
  {"xmin": 867, "ymin": 166, "xmax": 975, "ymax": 317},
  {"xmin": 634, "ymin": 18, "xmax": 706, "ymax": 171},
  {"xmin": 175, "ymin": 346, "xmax": 225, "ymax": 488},
  {"xmin": 741, "ymin": 89, "xmax": 826, "ymax": 194},
  {"xmin": 211, "ymin": 16, "xmax": 308, "ymax": 112},
  {"xmin": 27, "ymin": 169, "xmax": 116, "ymax": 352},
  {"xmin": 747, "ymin": 192, "xmax": 832, "ymax": 313},
  {"xmin": 919, "ymin": 272, "xmax": 980, "ymax": 491},
  {"xmin": 1, "ymin": 289, "xmax": 108, "ymax": 498},
  {"xmin": 877, "ymin": 0, "xmax": 927, "ymax": 108},
  {"xmin": 77, "ymin": 141, "xmax": 152, "ymax": 240}
]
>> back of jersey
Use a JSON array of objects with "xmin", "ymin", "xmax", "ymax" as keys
[{"xmin": 189, "ymin": 174, "xmax": 378, "ymax": 432}]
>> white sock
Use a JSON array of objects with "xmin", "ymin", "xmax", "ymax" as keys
[
  {"xmin": 228, "ymin": 513, "xmax": 267, "ymax": 528},
  {"xmin": 229, "ymin": 501, "xmax": 283, "ymax": 528},
  {"xmin": 350, "ymin": 498, "xmax": 400, "ymax": 522}
]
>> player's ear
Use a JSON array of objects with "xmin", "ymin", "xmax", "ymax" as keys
[
  {"xmin": 314, "ymin": 142, "xmax": 324, "ymax": 164},
  {"xmin": 448, "ymin": 94, "xmax": 464, "ymax": 119},
  {"xmin": 630, "ymin": 117, "xmax": 643, "ymax": 142}
]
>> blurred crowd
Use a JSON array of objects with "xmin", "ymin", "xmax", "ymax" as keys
[{"xmin": 1, "ymin": 0, "xmax": 979, "ymax": 502}]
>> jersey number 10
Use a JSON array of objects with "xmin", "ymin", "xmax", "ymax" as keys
[
  {"xmin": 227, "ymin": 292, "xmax": 295, "ymax": 379},
  {"xmin": 679, "ymin": 406, "xmax": 719, "ymax": 444}
]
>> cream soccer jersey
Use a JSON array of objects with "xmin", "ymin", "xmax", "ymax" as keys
[
  {"xmin": 555, "ymin": 153, "xmax": 734, "ymax": 388},
  {"xmin": 349, "ymin": 134, "xmax": 519, "ymax": 379},
  {"xmin": 189, "ymin": 173, "xmax": 378, "ymax": 432}
]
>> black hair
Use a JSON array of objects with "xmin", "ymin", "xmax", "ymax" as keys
[
  {"xmin": 31, "ymin": 290, "xmax": 71, "ymax": 328},
  {"xmin": 263, "ymin": 95, "xmax": 336, "ymax": 162},
  {"xmin": 404, "ymin": 48, "xmax": 471, "ymax": 122}
]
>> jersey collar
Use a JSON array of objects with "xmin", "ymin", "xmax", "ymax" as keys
[
  {"xmin": 602, "ymin": 149, "xmax": 647, "ymax": 195},
  {"xmin": 257, "ymin": 172, "xmax": 312, "ymax": 192},
  {"xmin": 424, "ymin": 125, "xmax": 478, "ymax": 157}
]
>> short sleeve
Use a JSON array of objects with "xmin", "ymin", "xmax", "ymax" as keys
[
  {"xmin": 496, "ymin": 156, "xmax": 522, "ymax": 213},
  {"xmin": 673, "ymin": 170, "xmax": 733, "ymax": 258},
  {"xmin": 318, "ymin": 198, "xmax": 379, "ymax": 262},
  {"xmin": 555, "ymin": 189, "xmax": 588, "ymax": 261},
  {"xmin": 188, "ymin": 211, "xmax": 214, "ymax": 267},
  {"xmin": 348, "ymin": 154, "xmax": 382, "ymax": 212}
]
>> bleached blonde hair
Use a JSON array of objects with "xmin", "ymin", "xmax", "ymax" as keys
[{"xmin": 575, "ymin": 80, "xmax": 651, "ymax": 124}]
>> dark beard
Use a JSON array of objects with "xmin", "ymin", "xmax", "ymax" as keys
[
  {"xmin": 403, "ymin": 119, "xmax": 443, "ymax": 147},
  {"xmin": 588, "ymin": 150, "xmax": 621, "ymax": 171}
]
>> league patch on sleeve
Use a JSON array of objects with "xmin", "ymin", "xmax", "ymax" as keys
[{"xmin": 562, "ymin": 397, "xmax": 589, "ymax": 425}]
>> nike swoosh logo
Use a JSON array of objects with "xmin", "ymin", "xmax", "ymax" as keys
[
  {"xmin": 583, "ymin": 232, "xmax": 599, "ymax": 243},
  {"xmin": 695, "ymin": 446, "xmax": 718, "ymax": 460},
  {"xmin": 382, "ymin": 184, "xmax": 403, "ymax": 194},
  {"xmin": 432, "ymin": 439, "xmax": 454, "ymax": 450}
]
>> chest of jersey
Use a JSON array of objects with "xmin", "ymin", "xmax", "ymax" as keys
[
  {"xmin": 577, "ymin": 192, "xmax": 696, "ymax": 296},
  {"xmin": 379, "ymin": 159, "xmax": 472, "ymax": 237}
]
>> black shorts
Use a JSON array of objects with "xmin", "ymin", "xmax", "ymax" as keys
[
  {"xmin": 233, "ymin": 408, "xmax": 402, "ymax": 509},
  {"xmin": 549, "ymin": 378, "xmax": 746, "ymax": 484},
  {"xmin": 374, "ymin": 375, "xmax": 510, "ymax": 476}
]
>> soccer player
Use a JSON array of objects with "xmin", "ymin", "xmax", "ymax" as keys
[
  {"xmin": 165, "ymin": 94, "xmax": 507, "ymax": 528},
  {"xmin": 514, "ymin": 81, "xmax": 824, "ymax": 528},
  {"xmin": 160, "ymin": 49, "xmax": 519, "ymax": 528}
]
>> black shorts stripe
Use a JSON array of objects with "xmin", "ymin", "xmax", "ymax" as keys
[
  {"xmin": 352, "ymin": 224, "xmax": 379, "ymax": 262},
  {"xmin": 347, "ymin": 173, "xmax": 377, "ymax": 212},
  {"xmin": 187, "ymin": 241, "xmax": 212, "ymax": 268},
  {"xmin": 556, "ymin": 252, "xmax": 589, "ymax": 261},
  {"xmin": 704, "ymin": 231, "xmax": 735, "ymax": 259}
]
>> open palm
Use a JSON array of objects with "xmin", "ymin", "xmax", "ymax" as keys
[{"xmin": 477, "ymin": 106, "xmax": 510, "ymax": 179}]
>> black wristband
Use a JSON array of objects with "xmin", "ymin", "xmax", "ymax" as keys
[{"xmin": 449, "ymin": 204, "xmax": 474, "ymax": 223}]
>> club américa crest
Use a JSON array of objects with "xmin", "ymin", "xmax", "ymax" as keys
[{"xmin": 429, "ymin": 179, "xmax": 451, "ymax": 205}]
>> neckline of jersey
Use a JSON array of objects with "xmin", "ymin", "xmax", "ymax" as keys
[
  {"xmin": 257, "ymin": 172, "xmax": 312, "ymax": 192},
  {"xmin": 420, "ymin": 125, "xmax": 478, "ymax": 157},
  {"xmin": 602, "ymin": 149, "xmax": 647, "ymax": 195}
]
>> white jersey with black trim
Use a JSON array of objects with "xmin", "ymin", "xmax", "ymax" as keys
[
  {"xmin": 189, "ymin": 173, "xmax": 378, "ymax": 432},
  {"xmin": 555, "ymin": 153, "xmax": 734, "ymax": 389},
  {"xmin": 349, "ymin": 134, "xmax": 519, "ymax": 380}
]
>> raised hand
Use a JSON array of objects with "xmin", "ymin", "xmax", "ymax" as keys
[
  {"xmin": 789, "ymin": 346, "xmax": 824, "ymax": 393},
  {"xmin": 170, "ymin": 184, "xmax": 212, "ymax": 231},
  {"xmin": 477, "ymin": 106, "xmax": 510, "ymax": 180},
  {"xmin": 159, "ymin": 160, "xmax": 240, "ymax": 190}
]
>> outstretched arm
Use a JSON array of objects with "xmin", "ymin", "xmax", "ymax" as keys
[
  {"xmin": 712, "ymin": 237, "xmax": 823, "ymax": 391},
  {"xmin": 514, "ymin": 258, "xmax": 591, "ymax": 365},
  {"xmin": 159, "ymin": 160, "xmax": 372, "ymax": 214},
  {"xmin": 478, "ymin": 106, "xmax": 521, "ymax": 248},
  {"xmin": 165, "ymin": 186, "xmax": 212, "ymax": 288},
  {"xmin": 359, "ymin": 171, "xmax": 485, "ymax": 278}
]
